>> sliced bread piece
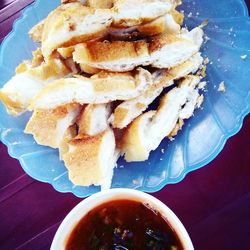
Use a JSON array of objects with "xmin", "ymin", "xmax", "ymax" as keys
[
  {"xmin": 25, "ymin": 104, "xmax": 82, "ymax": 148},
  {"xmin": 108, "ymin": 13, "xmax": 181, "ymax": 41},
  {"xmin": 62, "ymin": 128, "xmax": 117, "ymax": 189},
  {"xmin": 149, "ymin": 27, "xmax": 203, "ymax": 68},
  {"xmin": 73, "ymin": 41, "xmax": 150, "ymax": 72},
  {"xmin": 112, "ymin": 0, "xmax": 174, "ymax": 27},
  {"xmin": 0, "ymin": 58, "xmax": 70, "ymax": 115},
  {"xmin": 73, "ymin": 27, "xmax": 203, "ymax": 72},
  {"xmin": 77, "ymin": 104, "xmax": 112, "ymax": 136},
  {"xmin": 41, "ymin": 3, "xmax": 113, "ymax": 58},
  {"xmin": 121, "ymin": 75, "xmax": 202, "ymax": 162},
  {"xmin": 111, "ymin": 53, "xmax": 203, "ymax": 128},
  {"xmin": 29, "ymin": 67, "xmax": 153, "ymax": 110}
]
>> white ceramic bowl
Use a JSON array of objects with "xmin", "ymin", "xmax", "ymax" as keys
[{"xmin": 51, "ymin": 189, "xmax": 194, "ymax": 249}]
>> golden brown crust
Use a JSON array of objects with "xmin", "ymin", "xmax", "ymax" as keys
[
  {"xmin": 168, "ymin": 118, "xmax": 184, "ymax": 138},
  {"xmin": 15, "ymin": 61, "xmax": 32, "ymax": 74},
  {"xmin": 77, "ymin": 105, "xmax": 93, "ymax": 135},
  {"xmin": 25, "ymin": 104, "xmax": 81, "ymax": 148},
  {"xmin": 31, "ymin": 48, "xmax": 44, "ymax": 67},
  {"xmin": 137, "ymin": 16, "xmax": 166, "ymax": 36},
  {"xmin": 57, "ymin": 46, "xmax": 75, "ymax": 58},
  {"xmin": 59, "ymin": 124, "xmax": 78, "ymax": 159},
  {"xmin": 112, "ymin": 107, "xmax": 130, "ymax": 128},
  {"xmin": 29, "ymin": 58, "xmax": 70, "ymax": 80},
  {"xmin": 170, "ymin": 9, "xmax": 184, "ymax": 25},
  {"xmin": 79, "ymin": 40, "xmax": 148, "ymax": 62},
  {"xmin": 149, "ymin": 33, "xmax": 185, "ymax": 53},
  {"xmin": 64, "ymin": 132, "xmax": 104, "ymax": 185},
  {"xmin": 0, "ymin": 91, "xmax": 24, "ymax": 115},
  {"xmin": 87, "ymin": 0, "xmax": 113, "ymax": 8},
  {"xmin": 63, "ymin": 129, "xmax": 114, "ymax": 186}
]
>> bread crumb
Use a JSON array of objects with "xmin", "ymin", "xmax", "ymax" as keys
[
  {"xmin": 2, "ymin": 128, "xmax": 11, "ymax": 137},
  {"xmin": 218, "ymin": 81, "xmax": 226, "ymax": 92},
  {"xmin": 203, "ymin": 57, "xmax": 210, "ymax": 65},
  {"xmin": 196, "ymin": 94, "xmax": 204, "ymax": 108},
  {"xmin": 240, "ymin": 55, "xmax": 247, "ymax": 60},
  {"xmin": 133, "ymin": 179, "xmax": 140, "ymax": 185},
  {"xmin": 200, "ymin": 19, "xmax": 209, "ymax": 28},
  {"xmin": 198, "ymin": 81, "xmax": 207, "ymax": 90}
]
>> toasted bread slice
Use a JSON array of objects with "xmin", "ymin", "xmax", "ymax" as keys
[
  {"xmin": 63, "ymin": 128, "xmax": 117, "ymax": 189},
  {"xmin": 73, "ymin": 27, "xmax": 203, "ymax": 72},
  {"xmin": 41, "ymin": 3, "xmax": 113, "ymax": 58},
  {"xmin": 121, "ymin": 75, "xmax": 202, "ymax": 162},
  {"xmin": 77, "ymin": 104, "xmax": 112, "ymax": 136},
  {"xmin": 0, "ymin": 58, "xmax": 70, "ymax": 115},
  {"xmin": 33, "ymin": 5, "xmax": 179, "ymax": 44},
  {"xmin": 149, "ymin": 27, "xmax": 203, "ymax": 68},
  {"xmin": 41, "ymin": 1, "xmax": 176, "ymax": 57},
  {"xmin": 73, "ymin": 41, "xmax": 149, "ymax": 72},
  {"xmin": 111, "ymin": 53, "xmax": 203, "ymax": 129},
  {"xmin": 73, "ymin": 41, "xmax": 138, "ymax": 71},
  {"xmin": 25, "ymin": 104, "xmax": 82, "ymax": 148},
  {"xmin": 29, "ymin": 67, "xmax": 153, "ymax": 110},
  {"xmin": 112, "ymin": 0, "xmax": 174, "ymax": 27}
]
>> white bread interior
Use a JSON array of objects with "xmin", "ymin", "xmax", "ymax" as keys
[
  {"xmin": 112, "ymin": 0, "xmax": 173, "ymax": 27},
  {"xmin": 29, "ymin": 67, "xmax": 153, "ymax": 110},
  {"xmin": 121, "ymin": 75, "xmax": 202, "ymax": 162},
  {"xmin": 0, "ymin": 58, "xmax": 70, "ymax": 115},
  {"xmin": 73, "ymin": 27, "xmax": 203, "ymax": 72}
]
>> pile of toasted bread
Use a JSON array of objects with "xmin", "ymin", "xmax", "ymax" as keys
[{"xmin": 0, "ymin": 0, "xmax": 206, "ymax": 190}]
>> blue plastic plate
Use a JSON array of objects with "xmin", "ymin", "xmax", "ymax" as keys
[{"xmin": 0, "ymin": 0, "xmax": 249, "ymax": 197}]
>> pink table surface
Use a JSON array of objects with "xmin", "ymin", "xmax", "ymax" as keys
[{"xmin": 0, "ymin": 1, "xmax": 250, "ymax": 249}]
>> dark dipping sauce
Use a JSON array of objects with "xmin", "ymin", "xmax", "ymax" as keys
[{"xmin": 65, "ymin": 199, "xmax": 184, "ymax": 250}]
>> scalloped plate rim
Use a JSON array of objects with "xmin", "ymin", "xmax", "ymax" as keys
[{"xmin": 0, "ymin": 0, "xmax": 250, "ymax": 198}]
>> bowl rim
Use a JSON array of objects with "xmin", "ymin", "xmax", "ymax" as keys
[{"xmin": 51, "ymin": 188, "xmax": 194, "ymax": 250}]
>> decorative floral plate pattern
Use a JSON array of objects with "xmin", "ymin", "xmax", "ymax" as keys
[{"xmin": 0, "ymin": 0, "xmax": 249, "ymax": 197}]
